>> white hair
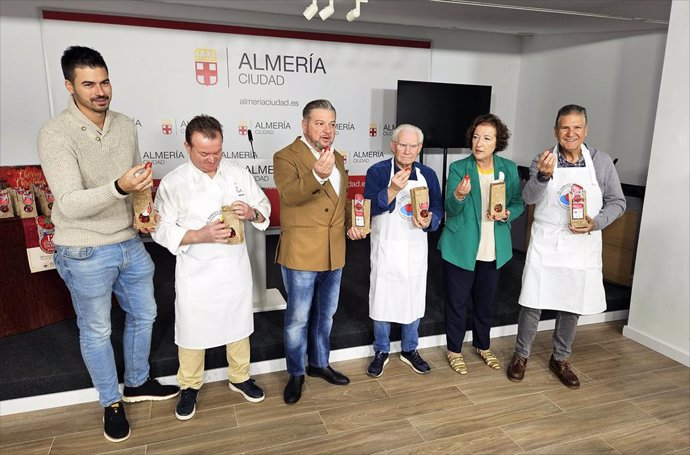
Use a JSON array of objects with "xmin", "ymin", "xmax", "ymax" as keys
[{"xmin": 392, "ymin": 124, "xmax": 424, "ymax": 144}]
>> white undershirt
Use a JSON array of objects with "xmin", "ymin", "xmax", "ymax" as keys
[
  {"xmin": 301, "ymin": 136, "xmax": 341, "ymax": 197},
  {"xmin": 476, "ymin": 167, "xmax": 496, "ymax": 262}
]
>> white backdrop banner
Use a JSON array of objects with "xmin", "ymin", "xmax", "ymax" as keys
[{"xmin": 41, "ymin": 13, "xmax": 430, "ymax": 224}]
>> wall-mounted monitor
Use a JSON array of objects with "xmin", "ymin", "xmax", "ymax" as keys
[{"xmin": 396, "ymin": 80, "xmax": 492, "ymax": 148}]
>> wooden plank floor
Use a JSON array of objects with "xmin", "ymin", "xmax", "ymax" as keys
[{"xmin": 1, "ymin": 322, "xmax": 688, "ymax": 454}]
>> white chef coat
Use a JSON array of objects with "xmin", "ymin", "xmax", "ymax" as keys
[{"xmin": 152, "ymin": 161, "xmax": 271, "ymax": 348}]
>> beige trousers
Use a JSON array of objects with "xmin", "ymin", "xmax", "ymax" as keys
[{"xmin": 177, "ymin": 337, "xmax": 251, "ymax": 390}]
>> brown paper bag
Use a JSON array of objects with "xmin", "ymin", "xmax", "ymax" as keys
[
  {"xmin": 32, "ymin": 184, "xmax": 55, "ymax": 216},
  {"xmin": 346, "ymin": 194, "xmax": 370, "ymax": 235},
  {"xmin": 569, "ymin": 184, "xmax": 588, "ymax": 228},
  {"xmin": 489, "ymin": 181, "xmax": 506, "ymax": 218},
  {"xmin": 133, "ymin": 190, "xmax": 157, "ymax": 230},
  {"xmin": 409, "ymin": 186, "xmax": 430, "ymax": 221},
  {"xmin": 132, "ymin": 162, "xmax": 157, "ymax": 230},
  {"xmin": 12, "ymin": 187, "xmax": 36, "ymax": 219},
  {"xmin": 221, "ymin": 205, "xmax": 244, "ymax": 245},
  {"xmin": 0, "ymin": 188, "xmax": 14, "ymax": 218}
]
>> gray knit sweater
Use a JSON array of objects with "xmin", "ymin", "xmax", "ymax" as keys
[
  {"xmin": 522, "ymin": 144, "xmax": 626, "ymax": 231},
  {"xmin": 38, "ymin": 97, "xmax": 140, "ymax": 247}
]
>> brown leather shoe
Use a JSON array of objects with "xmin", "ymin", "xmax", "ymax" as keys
[
  {"xmin": 549, "ymin": 355, "xmax": 580, "ymax": 389},
  {"xmin": 507, "ymin": 353, "xmax": 527, "ymax": 382}
]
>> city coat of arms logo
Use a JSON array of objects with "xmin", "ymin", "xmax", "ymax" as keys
[
  {"xmin": 162, "ymin": 119, "xmax": 173, "ymax": 135},
  {"xmin": 369, "ymin": 123, "xmax": 378, "ymax": 137},
  {"xmin": 238, "ymin": 121, "xmax": 249, "ymax": 136},
  {"xmin": 195, "ymin": 48, "xmax": 218, "ymax": 86}
]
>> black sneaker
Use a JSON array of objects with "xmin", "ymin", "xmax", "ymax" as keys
[
  {"xmin": 367, "ymin": 351, "xmax": 389, "ymax": 378},
  {"xmin": 103, "ymin": 401, "xmax": 130, "ymax": 442},
  {"xmin": 175, "ymin": 388, "xmax": 199, "ymax": 421},
  {"xmin": 229, "ymin": 378, "xmax": 265, "ymax": 403},
  {"xmin": 400, "ymin": 350, "xmax": 431, "ymax": 374},
  {"xmin": 122, "ymin": 377, "xmax": 180, "ymax": 403}
]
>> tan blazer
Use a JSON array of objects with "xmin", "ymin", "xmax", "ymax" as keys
[{"xmin": 273, "ymin": 137, "xmax": 348, "ymax": 271}]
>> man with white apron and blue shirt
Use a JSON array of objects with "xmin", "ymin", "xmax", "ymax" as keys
[
  {"xmin": 508, "ymin": 105, "xmax": 626, "ymax": 388},
  {"xmin": 363, "ymin": 124, "xmax": 443, "ymax": 377},
  {"xmin": 152, "ymin": 115, "xmax": 271, "ymax": 419}
]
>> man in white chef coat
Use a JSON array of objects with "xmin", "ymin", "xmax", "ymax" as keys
[{"xmin": 152, "ymin": 115, "xmax": 271, "ymax": 420}]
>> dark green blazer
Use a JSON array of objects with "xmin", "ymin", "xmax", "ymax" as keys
[{"xmin": 438, "ymin": 154, "xmax": 524, "ymax": 270}]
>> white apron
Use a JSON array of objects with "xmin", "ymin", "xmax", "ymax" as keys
[
  {"xmin": 369, "ymin": 159, "xmax": 428, "ymax": 324},
  {"xmin": 174, "ymin": 174, "xmax": 254, "ymax": 349},
  {"xmin": 519, "ymin": 145, "xmax": 605, "ymax": 315}
]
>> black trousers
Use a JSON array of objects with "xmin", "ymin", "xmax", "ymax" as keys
[{"xmin": 443, "ymin": 259, "xmax": 500, "ymax": 353}]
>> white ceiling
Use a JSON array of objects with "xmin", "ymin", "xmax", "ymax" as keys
[{"xmin": 148, "ymin": 0, "xmax": 671, "ymax": 35}]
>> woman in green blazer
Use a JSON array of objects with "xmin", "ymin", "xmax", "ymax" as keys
[{"xmin": 438, "ymin": 114, "xmax": 524, "ymax": 375}]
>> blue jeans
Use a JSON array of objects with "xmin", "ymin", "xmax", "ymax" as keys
[
  {"xmin": 281, "ymin": 266, "xmax": 342, "ymax": 376},
  {"xmin": 54, "ymin": 237, "xmax": 156, "ymax": 406},
  {"xmin": 373, "ymin": 319, "xmax": 420, "ymax": 353}
]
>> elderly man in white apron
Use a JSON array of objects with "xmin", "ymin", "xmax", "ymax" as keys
[
  {"xmin": 508, "ymin": 105, "xmax": 626, "ymax": 388},
  {"xmin": 363, "ymin": 124, "xmax": 443, "ymax": 377},
  {"xmin": 152, "ymin": 115, "xmax": 271, "ymax": 420}
]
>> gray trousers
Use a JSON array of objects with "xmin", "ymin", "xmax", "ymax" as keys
[{"xmin": 515, "ymin": 307, "xmax": 580, "ymax": 361}]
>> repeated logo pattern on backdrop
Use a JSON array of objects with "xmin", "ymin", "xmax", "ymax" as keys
[{"xmin": 42, "ymin": 18, "xmax": 431, "ymax": 225}]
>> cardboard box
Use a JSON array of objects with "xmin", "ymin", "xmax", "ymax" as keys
[
  {"xmin": 489, "ymin": 181, "xmax": 506, "ymax": 218},
  {"xmin": 569, "ymin": 184, "xmax": 588, "ymax": 228},
  {"xmin": 347, "ymin": 194, "xmax": 370, "ymax": 235},
  {"xmin": 221, "ymin": 205, "xmax": 244, "ymax": 245},
  {"xmin": 409, "ymin": 186, "xmax": 430, "ymax": 221}
]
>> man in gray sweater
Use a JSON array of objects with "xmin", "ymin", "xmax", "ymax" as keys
[
  {"xmin": 38, "ymin": 46, "xmax": 179, "ymax": 443},
  {"xmin": 507, "ymin": 104, "xmax": 626, "ymax": 389}
]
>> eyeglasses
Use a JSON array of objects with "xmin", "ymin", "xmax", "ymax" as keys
[{"xmin": 394, "ymin": 142, "xmax": 421, "ymax": 151}]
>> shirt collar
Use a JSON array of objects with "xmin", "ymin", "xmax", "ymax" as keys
[
  {"xmin": 300, "ymin": 136, "xmax": 325, "ymax": 158},
  {"xmin": 67, "ymin": 95, "xmax": 110, "ymax": 133},
  {"xmin": 188, "ymin": 161, "xmax": 224, "ymax": 184}
]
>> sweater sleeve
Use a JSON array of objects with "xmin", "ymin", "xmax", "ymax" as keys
[
  {"xmin": 364, "ymin": 163, "xmax": 395, "ymax": 216},
  {"xmin": 522, "ymin": 153, "xmax": 550, "ymax": 205},
  {"xmin": 592, "ymin": 150, "xmax": 626, "ymax": 230},
  {"xmin": 38, "ymin": 127, "xmax": 127, "ymax": 220}
]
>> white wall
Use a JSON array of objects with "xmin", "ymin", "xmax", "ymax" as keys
[
  {"xmin": 0, "ymin": 0, "xmax": 520, "ymax": 170},
  {"xmin": 623, "ymin": 0, "xmax": 690, "ymax": 367},
  {"xmin": 513, "ymin": 30, "xmax": 667, "ymax": 185}
]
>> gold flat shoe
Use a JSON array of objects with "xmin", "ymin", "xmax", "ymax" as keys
[
  {"xmin": 477, "ymin": 348, "xmax": 501, "ymax": 370},
  {"xmin": 447, "ymin": 353, "xmax": 468, "ymax": 375}
]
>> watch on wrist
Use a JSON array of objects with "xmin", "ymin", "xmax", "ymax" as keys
[{"xmin": 250, "ymin": 208, "xmax": 260, "ymax": 222}]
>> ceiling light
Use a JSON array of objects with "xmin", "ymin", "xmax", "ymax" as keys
[
  {"xmin": 319, "ymin": 0, "xmax": 334, "ymax": 20},
  {"xmin": 303, "ymin": 0, "xmax": 318, "ymax": 20},
  {"xmin": 346, "ymin": 0, "xmax": 368, "ymax": 22}
]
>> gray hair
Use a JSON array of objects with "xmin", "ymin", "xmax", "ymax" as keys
[
  {"xmin": 392, "ymin": 124, "xmax": 424, "ymax": 145},
  {"xmin": 555, "ymin": 104, "xmax": 588, "ymax": 129},
  {"xmin": 302, "ymin": 99, "xmax": 336, "ymax": 120}
]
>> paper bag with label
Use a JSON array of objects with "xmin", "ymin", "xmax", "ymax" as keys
[
  {"xmin": 32, "ymin": 183, "xmax": 55, "ymax": 216},
  {"xmin": 409, "ymin": 186, "xmax": 430, "ymax": 222},
  {"xmin": 346, "ymin": 193, "xmax": 370, "ymax": 235},
  {"xmin": 221, "ymin": 205, "xmax": 245, "ymax": 245},
  {"xmin": 133, "ymin": 163, "xmax": 157, "ymax": 230},
  {"xmin": 12, "ymin": 186, "xmax": 36, "ymax": 219},
  {"xmin": 569, "ymin": 184, "xmax": 588, "ymax": 228},
  {"xmin": 0, "ymin": 188, "xmax": 14, "ymax": 218},
  {"xmin": 487, "ymin": 171, "xmax": 506, "ymax": 219}
]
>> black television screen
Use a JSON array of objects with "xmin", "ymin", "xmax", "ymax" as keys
[{"xmin": 396, "ymin": 80, "xmax": 492, "ymax": 148}]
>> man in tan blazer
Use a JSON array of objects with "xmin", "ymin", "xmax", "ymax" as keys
[{"xmin": 274, "ymin": 99, "xmax": 365, "ymax": 405}]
